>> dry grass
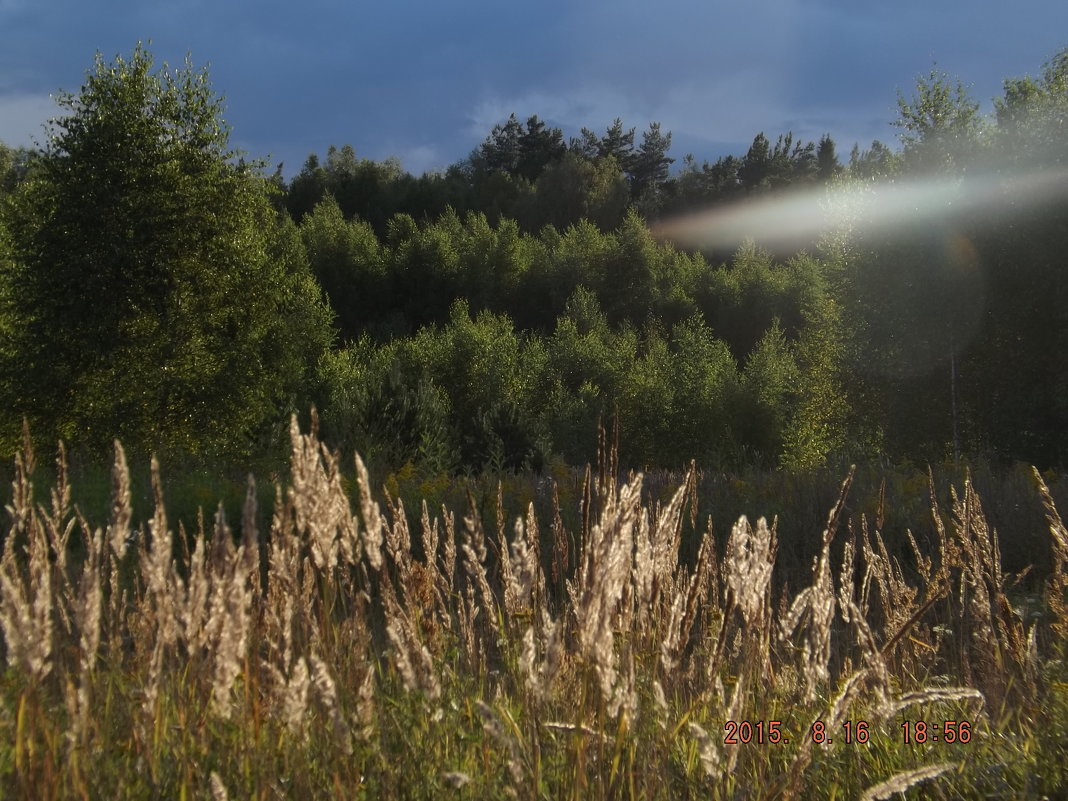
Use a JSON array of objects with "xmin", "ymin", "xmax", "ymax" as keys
[{"xmin": 0, "ymin": 416, "xmax": 1066, "ymax": 799}]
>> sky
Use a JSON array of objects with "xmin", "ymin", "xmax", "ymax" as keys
[{"xmin": 1, "ymin": 1, "xmax": 1066, "ymax": 179}]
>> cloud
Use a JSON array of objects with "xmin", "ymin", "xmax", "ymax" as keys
[
  {"xmin": 384, "ymin": 144, "xmax": 443, "ymax": 176},
  {"xmin": 0, "ymin": 93, "xmax": 58, "ymax": 146}
]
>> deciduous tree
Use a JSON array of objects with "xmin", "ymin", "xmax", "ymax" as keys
[{"xmin": 1, "ymin": 44, "xmax": 333, "ymax": 459}]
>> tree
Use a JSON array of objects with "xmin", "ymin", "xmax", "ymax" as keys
[
  {"xmin": 300, "ymin": 195, "xmax": 384, "ymax": 341},
  {"xmin": 516, "ymin": 151, "xmax": 629, "ymax": 233},
  {"xmin": 516, "ymin": 115, "xmax": 566, "ymax": 182},
  {"xmin": 569, "ymin": 128, "xmax": 601, "ymax": 160},
  {"xmin": 894, "ymin": 69, "xmax": 983, "ymax": 173},
  {"xmin": 286, "ymin": 153, "xmax": 328, "ymax": 222},
  {"xmin": 816, "ymin": 134, "xmax": 841, "ymax": 182},
  {"xmin": 847, "ymin": 140, "xmax": 899, "ymax": 179},
  {"xmin": 472, "ymin": 113, "xmax": 524, "ymax": 176},
  {"xmin": 597, "ymin": 118, "xmax": 636, "ymax": 170},
  {"xmin": 995, "ymin": 47, "xmax": 1068, "ymax": 168},
  {"xmin": 0, "ymin": 142, "xmax": 37, "ymax": 197},
  {"xmin": 1, "ymin": 44, "xmax": 333, "ymax": 460},
  {"xmin": 629, "ymin": 122, "xmax": 674, "ymax": 199},
  {"xmin": 739, "ymin": 132, "xmax": 771, "ymax": 191}
]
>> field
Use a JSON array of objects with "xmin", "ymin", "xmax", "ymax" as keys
[{"xmin": 1, "ymin": 417, "xmax": 1067, "ymax": 799}]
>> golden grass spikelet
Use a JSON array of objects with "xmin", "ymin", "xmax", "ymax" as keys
[
  {"xmin": 287, "ymin": 414, "xmax": 349, "ymax": 572},
  {"xmin": 209, "ymin": 543, "xmax": 254, "ymax": 719},
  {"xmin": 383, "ymin": 575, "xmax": 441, "ymax": 699},
  {"xmin": 40, "ymin": 441, "xmax": 76, "ymax": 585},
  {"xmin": 140, "ymin": 637, "xmax": 165, "ymax": 741},
  {"xmin": 280, "ymin": 656, "xmax": 311, "ymax": 736},
  {"xmin": 4, "ymin": 422, "xmax": 34, "ymax": 551},
  {"xmin": 460, "ymin": 511, "xmax": 500, "ymax": 640},
  {"xmin": 108, "ymin": 440, "xmax": 132, "ymax": 561},
  {"xmin": 309, "ymin": 652, "xmax": 352, "ymax": 753},
  {"xmin": 534, "ymin": 613, "xmax": 565, "ymax": 701},
  {"xmin": 384, "ymin": 492, "xmax": 413, "ymax": 577},
  {"xmin": 356, "ymin": 661, "xmax": 377, "ymax": 739},
  {"xmin": 682, "ymin": 522, "xmax": 715, "ymax": 641},
  {"xmin": 571, "ymin": 473, "xmax": 643, "ymax": 707},
  {"xmin": 240, "ymin": 473, "xmax": 260, "ymax": 592},
  {"xmin": 440, "ymin": 506, "xmax": 457, "ymax": 594},
  {"xmin": 457, "ymin": 585, "xmax": 482, "ymax": 669},
  {"xmin": 0, "ymin": 546, "xmax": 53, "ymax": 681},
  {"xmin": 441, "ymin": 771, "xmax": 472, "ymax": 789},
  {"xmin": 725, "ymin": 516, "xmax": 775, "ymax": 629},
  {"xmin": 180, "ymin": 525, "xmax": 211, "ymax": 653},
  {"xmin": 209, "ymin": 771, "xmax": 229, "ymax": 801},
  {"xmin": 140, "ymin": 456, "xmax": 180, "ymax": 649},
  {"xmin": 354, "ymin": 452, "xmax": 384, "ymax": 572},
  {"xmin": 1033, "ymin": 467, "xmax": 1068, "ymax": 639},
  {"xmin": 659, "ymin": 588, "xmax": 688, "ymax": 676},
  {"xmin": 858, "ymin": 762, "xmax": 958, "ymax": 801},
  {"xmin": 781, "ymin": 481, "xmax": 843, "ymax": 704},
  {"xmin": 686, "ymin": 722, "xmax": 722, "ymax": 779},
  {"xmin": 504, "ymin": 515, "xmax": 540, "ymax": 622},
  {"xmin": 649, "ymin": 471, "xmax": 692, "ymax": 610},
  {"xmin": 68, "ymin": 524, "xmax": 104, "ymax": 741},
  {"xmin": 880, "ymin": 686, "xmax": 983, "ymax": 719},
  {"xmin": 476, "ymin": 699, "xmax": 525, "ymax": 785}
]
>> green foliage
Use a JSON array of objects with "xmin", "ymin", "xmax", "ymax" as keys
[
  {"xmin": 847, "ymin": 139, "xmax": 900, "ymax": 179},
  {"xmin": 815, "ymin": 134, "xmax": 841, "ymax": 182},
  {"xmin": 400, "ymin": 301, "xmax": 543, "ymax": 471},
  {"xmin": 299, "ymin": 195, "xmax": 384, "ymax": 341},
  {"xmin": 629, "ymin": 122, "xmax": 674, "ymax": 200},
  {"xmin": 780, "ymin": 257, "xmax": 852, "ymax": 468},
  {"xmin": 663, "ymin": 314, "xmax": 740, "ymax": 467},
  {"xmin": 696, "ymin": 242, "xmax": 816, "ymax": 360},
  {"xmin": 517, "ymin": 151, "xmax": 629, "ymax": 233},
  {"xmin": 0, "ymin": 142, "xmax": 37, "ymax": 197},
  {"xmin": 739, "ymin": 320, "xmax": 800, "ymax": 464},
  {"xmin": 0, "ymin": 45, "xmax": 332, "ymax": 461},
  {"xmin": 894, "ymin": 69, "xmax": 984, "ymax": 173},
  {"xmin": 995, "ymin": 47, "xmax": 1068, "ymax": 170}
]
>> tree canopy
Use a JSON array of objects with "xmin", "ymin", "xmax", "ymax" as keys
[{"xmin": 0, "ymin": 44, "xmax": 333, "ymax": 460}]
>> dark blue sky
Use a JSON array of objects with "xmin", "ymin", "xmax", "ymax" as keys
[{"xmin": 1, "ymin": 1, "xmax": 1065, "ymax": 178}]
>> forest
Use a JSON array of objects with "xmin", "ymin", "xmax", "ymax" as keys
[{"xmin": 1, "ymin": 45, "xmax": 1066, "ymax": 477}]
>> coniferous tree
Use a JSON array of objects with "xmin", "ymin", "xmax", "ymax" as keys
[
  {"xmin": 473, "ymin": 113, "xmax": 524, "ymax": 175},
  {"xmin": 597, "ymin": 118, "xmax": 637, "ymax": 171},
  {"xmin": 516, "ymin": 115, "xmax": 566, "ymax": 182},
  {"xmin": 629, "ymin": 122, "xmax": 674, "ymax": 199},
  {"xmin": 287, "ymin": 153, "xmax": 328, "ymax": 222},
  {"xmin": 569, "ymin": 128, "xmax": 602, "ymax": 160},
  {"xmin": 816, "ymin": 134, "xmax": 841, "ymax": 182},
  {"xmin": 739, "ymin": 132, "xmax": 771, "ymax": 191}
]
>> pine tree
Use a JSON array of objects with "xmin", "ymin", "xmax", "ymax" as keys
[
  {"xmin": 629, "ymin": 122, "xmax": 674, "ymax": 199},
  {"xmin": 816, "ymin": 134, "xmax": 841, "ymax": 182},
  {"xmin": 597, "ymin": 118, "xmax": 636, "ymax": 170},
  {"xmin": 516, "ymin": 115, "xmax": 565, "ymax": 182},
  {"xmin": 739, "ymin": 132, "xmax": 771, "ymax": 190}
]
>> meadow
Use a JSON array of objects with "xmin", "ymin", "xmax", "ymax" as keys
[{"xmin": 1, "ymin": 417, "xmax": 1067, "ymax": 799}]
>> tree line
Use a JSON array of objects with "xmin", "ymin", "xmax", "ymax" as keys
[{"xmin": 0, "ymin": 44, "xmax": 1066, "ymax": 473}]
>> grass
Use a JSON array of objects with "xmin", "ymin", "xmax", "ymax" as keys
[{"xmin": 0, "ymin": 416, "xmax": 1067, "ymax": 799}]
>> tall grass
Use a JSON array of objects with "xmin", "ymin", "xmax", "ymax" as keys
[{"xmin": 1, "ymin": 416, "xmax": 1066, "ymax": 799}]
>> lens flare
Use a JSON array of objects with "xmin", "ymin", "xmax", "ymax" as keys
[
  {"xmin": 651, "ymin": 167, "xmax": 1068, "ymax": 255},
  {"xmin": 652, "ymin": 166, "xmax": 1068, "ymax": 381}
]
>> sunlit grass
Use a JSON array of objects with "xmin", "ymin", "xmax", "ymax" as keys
[{"xmin": 0, "ymin": 418, "xmax": 1066, "ymax": 799}]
